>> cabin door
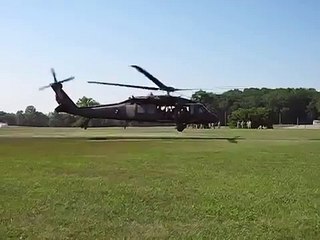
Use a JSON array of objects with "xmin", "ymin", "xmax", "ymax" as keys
[{"xmin": 125, "ymin": 104, "xmax": 136, "ymax": 119}]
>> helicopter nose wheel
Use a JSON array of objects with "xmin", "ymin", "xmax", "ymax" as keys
[
  {"xmin": 174, "ymin": 104, "xmax": 187, "ymax": 132},
  {"xmin": 81, "ymin": 118, "xmax": 90, "ymax": 130},
  {"xmin": 176, "ymin": 123, "xmax": 186, "ymax": 132}
]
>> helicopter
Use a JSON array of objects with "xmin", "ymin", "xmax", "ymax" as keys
[{"xmin": 39, "ymin": 65, "xmax": 219, "ymax": 132}]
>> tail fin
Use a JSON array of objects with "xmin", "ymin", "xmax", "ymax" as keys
[{"xmin": 51, "ymin": 83, "xmax": 78, "ymax": 114}]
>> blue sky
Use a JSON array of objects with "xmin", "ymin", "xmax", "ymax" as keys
[{"xmin": 0, "ymin": 0, "xmax": 319, "ymax": 113}]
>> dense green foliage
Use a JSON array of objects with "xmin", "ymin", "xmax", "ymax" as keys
[
  {"xmin": 192, "ymin": 88, "xmax": 320, "ymax": 126},
  {"xmin": 1, "ymin": 128, "xmax": 320, "ymax": 239},
  {"xmin": 0, "ymin": 97, "xmax": 125, "ymax": 128},
  {"xmin": 1, "ymin": 88, "xmax": 320, "ymax": 127},
  {"xmin": 228, "ymin": 107, "xmax": 273, "ymax": 128}
]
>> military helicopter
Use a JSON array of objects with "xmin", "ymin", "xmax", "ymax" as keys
[{"xmin": 40, "ymin": 65, "xmax": 219, "ymax": 132}]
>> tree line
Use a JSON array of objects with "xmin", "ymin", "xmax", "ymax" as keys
[
  {"xmin": 191, "ymin": 88, "xmax": 320, "ymax": 128},
  {"xmin": 0, "ymin": 96, "xmax": 172, "ymax": 128},
  {"xmin": 1, "ymin": 88, "xmax": 320, "ymax": 128},
  {"xmin": 0, "ymin": 97, "xmax": 125, "ymax": 128}
]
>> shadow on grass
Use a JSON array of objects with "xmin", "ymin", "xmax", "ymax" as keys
[{"xmin": 87, "ymin": 136, "xmax": 243, "ymax": 143}]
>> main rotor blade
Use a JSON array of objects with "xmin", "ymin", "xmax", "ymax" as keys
[
  {"xmin": 87, "ymin": 81, "xmax": 160, "ymax": 91},
  {"xmin": 130, "ymin": 65, "xmax": 169, "ymax": 90},
  {"xmin": 51, "ymin": 68, "xmax": 57, "ymax": 83},
  {"xmin": 173, "ymin": 88, "xmax": 202, "ymax": 91}
]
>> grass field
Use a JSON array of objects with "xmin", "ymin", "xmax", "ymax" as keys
[{"xmin": 1, "ymin": 127, "xmax": 320, "ymax": 239}]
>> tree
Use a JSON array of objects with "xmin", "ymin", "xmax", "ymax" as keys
[
  {"xmin": 228, "ymin": 107, "xmax": 273, "ymax": 128},
  {"xmin": 48, "ymin": 112, "xmax": 77, "ymax": 127},
  {"xmin": 24, "ymin": 106, "xmax": 37, "ymax": 126},
  {"xmin": 75, "ymin": 96, "xmax": 101, "ymax": 127},
  {"xmin": 23, "ymin": 106, "xmax": 49, "ymax": 126},
  {"xmin": 0, "ymin": 111, "xmax": 16, "ymax": 125},
  {"xmin": 316, "ymin": 97, "xmax": 320, "ymax": 119},
  {"xmin": 76, "ymin": 96, "xmax": 99, "ymax": 107},
  {"xmin": 25, "ymin": 105, "xmax": 36, "ymax": 115},
  {"xmin": 34, "ymin": 112, "xmax": 49, "ymax": 127},
  {"xmin": 15, "ymin": 110, "xmax": 25, "ymax": 126}
]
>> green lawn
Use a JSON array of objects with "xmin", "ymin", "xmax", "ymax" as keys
[{"xmin": 1, "ymin": 127, "xmax": 320, "ymax": 239}]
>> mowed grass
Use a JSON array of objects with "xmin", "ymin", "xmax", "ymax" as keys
[{"xmin": 1, "ymin": 127, "xmax": 320, "ymax": 239}]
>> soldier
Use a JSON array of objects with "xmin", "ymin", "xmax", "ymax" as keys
[{"xmin": 247, "ymin": 120, "xmax": 252, "ymax": 129}]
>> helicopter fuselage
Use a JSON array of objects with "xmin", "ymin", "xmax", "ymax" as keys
[{"xmin": 52, "ymin": 83, "xmax": 218, "ymax": 131}]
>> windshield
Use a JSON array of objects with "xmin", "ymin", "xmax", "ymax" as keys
[{"xmin": 198, "ymin": 105, "xmax": 207, "ymax": 113}]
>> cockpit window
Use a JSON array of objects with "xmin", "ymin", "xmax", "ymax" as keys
[
  {"xmin": 198, "ymin": 106, "xmax": 206, "ymax": 113},
  {"xmin": 136, "ymin": 105, "xmax": 145, "ymax": 113}
]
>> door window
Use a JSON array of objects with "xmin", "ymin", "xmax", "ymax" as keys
[{"xmin": 136, "ymin": 105, "xmax": 145, "ymax": 113}]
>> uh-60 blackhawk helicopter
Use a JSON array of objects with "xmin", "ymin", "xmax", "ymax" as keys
[{"xmin": 39, "ymin": 65, "xmax": 219, "ymax": 132}]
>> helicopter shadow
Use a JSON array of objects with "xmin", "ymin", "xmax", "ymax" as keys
[{"xmin": 87, "ymin": 136, "xmax": 243, "ymax": 143}]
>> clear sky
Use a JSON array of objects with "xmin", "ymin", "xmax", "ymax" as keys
[{"xmin": 1, "ymin": 0, "xmax": 319, "ymax": 113}]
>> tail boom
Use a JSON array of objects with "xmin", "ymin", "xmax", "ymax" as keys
[{"xmin": 51, "ymin": 83, "xmax": 78, "ymax": 114}]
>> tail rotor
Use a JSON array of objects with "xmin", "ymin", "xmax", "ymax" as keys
[
  {"xmin": 51, "ymin": 68, "xmax": 58, "ymax": 83},
  {"xmin": 39, "ymin": 68, "xmax": 75, "ymax": 90}
]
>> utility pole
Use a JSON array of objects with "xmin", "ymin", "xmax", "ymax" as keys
[
  {"xmin": 279, "ymin": 112, "xmax": 282, "ymax": 124},
  {"xmin": 224, "ymin": 111, "xmax": 227, "ymax": 126}
]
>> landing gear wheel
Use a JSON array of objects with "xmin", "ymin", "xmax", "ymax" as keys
[
  {"xmin": 176, "ymin": 123, "xmax": 186, "ymax": 132},
  {"xmin": 81, "ymin": 118, "xmax": 90, "ymax": 130}
]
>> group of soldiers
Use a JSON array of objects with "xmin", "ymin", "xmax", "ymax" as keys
[
  {"xmin": 236, "ymin": 120, "xmax": 252, "ymax": 129},
  {"xmin": 188, "ymin": 120, "xmax": 270, "ymax": 129},
  {"xmin": 189, "ymin": 121, "xmax": 221, "ymax": 129}
]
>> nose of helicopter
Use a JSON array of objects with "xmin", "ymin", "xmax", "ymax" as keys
[
  {"xmin": 208, "ymin": 111, "xmax": 219, "ymax": 124},
  {"xmin": 205, "ymin": 111, "xmax": 219, "ymax": 123}
]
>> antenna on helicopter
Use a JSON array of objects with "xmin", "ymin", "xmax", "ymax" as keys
[{"xmin": 39, "ymin": 68, "xmax": 75, "ymax": 90}]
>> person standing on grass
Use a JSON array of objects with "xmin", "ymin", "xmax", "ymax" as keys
[{"xmin": 247, "ymin": 120, "xmax": 251, "ymax": 129}]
